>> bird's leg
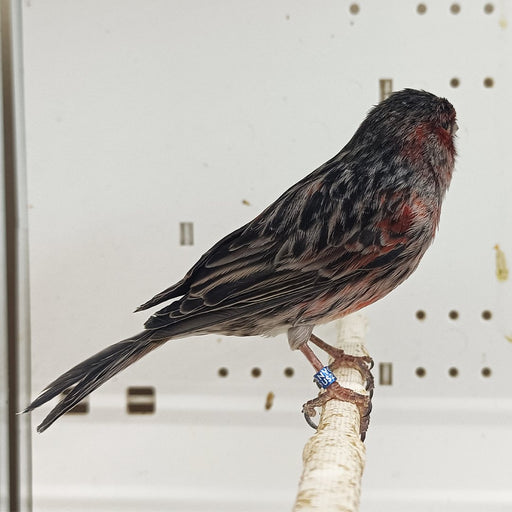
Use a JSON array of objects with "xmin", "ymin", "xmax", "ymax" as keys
[
  {"xmin": 298, "ymin": 342, "xmax": 324, "ymax": 372},
  {"xmin": 309, "ymin": 333, "xmax": 374, "ymax": 394},
  {"xmin": 299, "ymin": 340, "xmax": 373, "ymax": 440}
]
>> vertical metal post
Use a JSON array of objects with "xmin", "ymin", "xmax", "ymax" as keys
[
  {"xmin": 0, "ymin": 43, "xmax": 9, "ymax": 510},
  {"xmin": 1, "ymin": 1, "xmax": 32, "ymax": 511}
]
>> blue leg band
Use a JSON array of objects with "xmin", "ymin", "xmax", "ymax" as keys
[{"xmin": 313, "ymin": 366, "xmax": 337, "ymax": 389}]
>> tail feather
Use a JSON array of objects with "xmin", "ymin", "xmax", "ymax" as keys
[{"xmin": 23, "ymin": 330, "xmax": 160, "ymax": 432}]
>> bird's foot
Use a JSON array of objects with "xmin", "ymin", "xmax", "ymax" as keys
[
  {"xmin": 302, "ymin": 380, "xmax": 372, "ymax": 440},
  {"xmin": 309, "ymin": 334, "xmax": 374, "ymax": 395}
]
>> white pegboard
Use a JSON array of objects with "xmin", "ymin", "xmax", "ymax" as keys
[{"xmin": 22, "ymin": 1, "xmax": 512, "ymax": 511}]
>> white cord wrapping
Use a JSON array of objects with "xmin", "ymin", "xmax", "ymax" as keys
[{"xmin": 293, "ymin": 313, "xmax": 369, "ymax": 512}]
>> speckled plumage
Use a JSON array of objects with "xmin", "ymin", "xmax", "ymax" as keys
[{"xmin": 25, "ymin": 89, "xmax": 457, "ymax": 432}]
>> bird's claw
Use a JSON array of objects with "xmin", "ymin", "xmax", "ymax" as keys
[
  {"xmin": 303, "ymin": 408, "xmax": 319, "ymax": 430},
  {"xmin": 302, "ymin": 381, "xmax": 372, "ymax": 441}
]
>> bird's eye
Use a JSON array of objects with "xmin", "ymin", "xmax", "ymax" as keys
[{"xmin": 440, "ymin": 121, "xmax": 450, "ymax": 131}]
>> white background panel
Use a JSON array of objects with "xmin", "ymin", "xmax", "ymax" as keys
[{"xmin": 22, "ymin": 1, "xmax": 512, "ymax": 510}]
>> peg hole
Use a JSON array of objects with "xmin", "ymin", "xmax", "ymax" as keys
[
  {"xmin": 179, "ymin": 222, "xmax": 194, "ymax": 245},
  {"xmin": 379, "ymin": 79, "xmax": 393, "ymax": 101},
  {"xmin": 251, "ymin": 367, "xmax": 262, "ymax": 378},
  {"xmin": 448, "ymin": 367, "xmax": 459, "ymax": 377},
  {"xmin": 127, "ymin": 386, "xmax": 155, "ymax": 414},
  {"xmin": 415, "ymin": 367, "xmax": 426, "ymax": 378},
  {"xmin": 416, "ymin": 310, "xmax": 426, "ymax": 321},
  {"xmin": 482, "ymin": 310, "xmax": 492, "ymax": 320},
  {"xmin": 284, "ymin": 367, "xmax": 294, "ymax": 378},
  {"xmin": 379, "ymin": 362, "xmax": 393, "ymax": 386},
  {"xmin": 349, "ymin": 3, "xmax": 360, "ymax": 14}
]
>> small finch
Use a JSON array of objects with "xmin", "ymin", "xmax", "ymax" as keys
[{"xmin": 25, "ymin": 89, "xmax": 457, "ymax": 434}]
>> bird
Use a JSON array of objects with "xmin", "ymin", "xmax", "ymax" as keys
[{"xmin": 24, "ymin": 89, "xmax": 457, "ymax": 436}]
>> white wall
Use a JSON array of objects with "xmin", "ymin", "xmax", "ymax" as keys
[{"xmin": 22, "ymin": 1, "xmax": 512, "ymax": 510}]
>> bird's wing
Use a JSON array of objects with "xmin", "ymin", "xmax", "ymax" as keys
[
  {"xmin": 134, "ymin": 155, "xmax": 341, "ymax": 313},
  {"xmin": 140, "ymin": 161, "xmax": 419, "ymax": 336},
  {"xmin": 134, "ymin": 223, "xmax": 251, "ymax": 312}
]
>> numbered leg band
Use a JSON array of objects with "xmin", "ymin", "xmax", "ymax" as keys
[{"xmin": 313, "ymin": 366, "xmax": 337, "ymax": 389}]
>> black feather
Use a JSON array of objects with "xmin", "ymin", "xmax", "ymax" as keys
[{"xmin": 24, "ymin": 331, "xmax": 156, "ymax": 432}]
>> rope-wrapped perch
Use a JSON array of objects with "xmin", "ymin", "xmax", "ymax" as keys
[{"xmin": 294, "ymin": 313, "xmax": 371, "ymax": 512}]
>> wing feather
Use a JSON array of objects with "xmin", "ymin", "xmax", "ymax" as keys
[{"xmin": 140, "ymin": 156, "xmax": 422, "ymax": 335}]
